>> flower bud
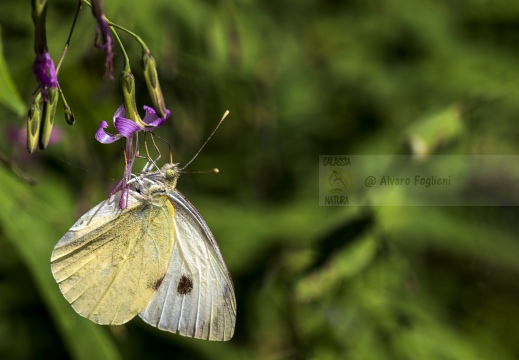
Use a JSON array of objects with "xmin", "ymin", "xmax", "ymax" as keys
[
  {"xmin": 39, "ymin": 87, "xmax": 59, "ymax": 149},
  {"xmin": 119, "ymin": 70, "xmax": 144, "ymax": 126},
  {"xmin": 142, "ymin": 52, "xmax": 167, "ymax": 119},
  {"xmin": 64, "ymin": 106, "xmax": 75, "ymax": 125},
  {"xmin": 27, "ymin": 93, "xmax": 43, "ymax": 153},
  {"xmin": 60, "ymin": 90, "xmax": 75, "ymax": 125}
]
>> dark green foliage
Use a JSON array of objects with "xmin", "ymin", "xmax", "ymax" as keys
[{"xmin": 0, "ymin": 0, "xmax": 519, "ymax": 359}]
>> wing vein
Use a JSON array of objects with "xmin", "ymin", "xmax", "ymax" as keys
[
  {"xmin": 157, "ymin": 239, "xmax": 176, "ymax": 328},
  {"xmin": 88, "ymin": 228, "xmax": 144, "ymax": 318},
  {"xmin": 53, "ymin": 232, "xmax": 122, "ymax": 279},
  {"xmin": 52, "ymin": 220, "xmax": 120, "ymax": 261},
  {"xmin": 195, "ymin": 255, "xmax": 202, "ymax": 338}
]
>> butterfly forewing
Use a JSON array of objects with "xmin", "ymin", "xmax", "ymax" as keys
[
  {"xmin": 139, "ymin": 189, "xmax": 236, "ymax": 341},
  {"xmin": 51, "ymin": 192, "xmax": 175, "ymax": 325}
]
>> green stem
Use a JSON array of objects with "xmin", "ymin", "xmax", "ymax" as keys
[
  {"xmin": 56, "ymin": 0, "xmax": 83, "ymax": 74},
  {"xmin": 107, "ymin": 21, "xmax": 149, "ymax": 54},
  {"xmin": 110, "ymin": 27, "xmax": 130, "ymax": 72},
  {"xmin": 32, "ymin": 0, "xmax": 48, "ymax": 54}
]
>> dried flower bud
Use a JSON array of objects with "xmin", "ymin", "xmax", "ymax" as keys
[
  {"xmin": 33, "ymin": 51, "xmax": 58, "ymax": 100},
  {"xmin": 92, "ymin": 0, "xmax": 113, "ymax": 79},
  {"xmin": 142, "ymin": 52, "xmax": 167, "ymax": 119}
]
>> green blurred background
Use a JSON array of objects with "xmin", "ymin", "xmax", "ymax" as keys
[{"xmin": 1, "ymin": 0, "xmax": 519, "ymax": 359}]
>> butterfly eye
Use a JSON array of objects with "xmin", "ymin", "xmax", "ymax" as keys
[{"xmin": 165, "ymin": 169, "xmax": 176, "ymax": 180}]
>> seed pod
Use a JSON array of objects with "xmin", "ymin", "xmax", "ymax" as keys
[
  {"xmin": 120, "ymin": 69, "xmax": 144, "ymax": 126},
  {"xmin": 27, "ymin": 93, "xmax": 44, "ymax": 153},
  {"xmin": 142, "ymin": 52, "xmax": 167, "ymax": 119},
  {"xmin": 39, "ymin": 87, "xmax": 59, "ymax": 150}
]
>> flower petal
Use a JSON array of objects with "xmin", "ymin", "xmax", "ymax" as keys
[
  {"xmin": 95, "ymin": 120, "xmax": 121, "ymax": 144},
  {"xmin": 141, "ymin": 105, "xmax": 170, "ymax": 129},
  {"xmin": 113, "ymin": 104, "xmax": 125, "ymax": 121},
  {"xmin": 114, "ymin": 117, "xmax": 142, "ymax": 138}
]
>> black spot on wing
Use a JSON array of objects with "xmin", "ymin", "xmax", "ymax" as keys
[
  {"xmin": 150, "ymin": 275, "xmax": 165, "ymax": 290},
  {"xmin": 177, "ymin": 275, "xmax": 193, "ymax": 295}
]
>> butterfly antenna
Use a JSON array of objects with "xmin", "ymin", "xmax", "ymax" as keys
[
  {"xmin": 180, "ymin": 110, "xmax": 229, "ymax": 171},
  {"xmin": 181, "ymin": 168, "xmax": 220, "ymax": 174}
]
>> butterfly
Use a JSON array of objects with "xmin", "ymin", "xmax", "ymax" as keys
[{"xmin": 50, "ymin": 163, "xmax": 236, "ymax": 341}]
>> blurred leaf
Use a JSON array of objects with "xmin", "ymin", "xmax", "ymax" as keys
[
  {"xmin": 0, "ymin": 164, "xmax": 121, "ymax": 360},
  {"xmin": 295, "ymin": 233, "xmax": 378, "ymax": 302},
  {"xmin": 0, "ymin": 27, "xmax": 25, "ymax": 116},
  {"xmin": 2, "ymin": 0, "xmax": 519, "ymax": 358},
  {"xmin": 378, "ymin": 207, "xmax": 519, "ymax": 272},
  {"xmin": 406, "ymin": 105, "xmax": 464, "ymax": 157}
]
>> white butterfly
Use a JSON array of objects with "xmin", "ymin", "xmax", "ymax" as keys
[{"xmin": 50, "ymin": 163, "xmax": 236, "ymax": 341}]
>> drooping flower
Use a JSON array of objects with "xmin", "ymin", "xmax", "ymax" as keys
[
  {"xmin": 95, "ymin": 104, "xmax": 170, "ymax": 209},
  {"xmin": 95, "ymin": 17, "xmax": 114, "ymax": 79},
  {"xmin": 92, "ymin": 0, "xmax": 114, "ymax": 79},
  {"xmin": 95, "ymin": 104, "xmax": 170, "ymax": 144},
  {"xmin": 33, "ymin": 51, "xmax": 58, "ymax": 100}
]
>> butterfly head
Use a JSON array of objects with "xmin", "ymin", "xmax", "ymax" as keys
[{"xmin": 161, "ymin": 163, "xmax": 180, "ymax": 189}]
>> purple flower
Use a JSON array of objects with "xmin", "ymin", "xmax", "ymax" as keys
[
  {"xmin": 33, "ymin": 52, "xmax": 58, "ymax": 100},
  {"xmin": 95, "ymin": 16, "xmax": 114, "ymax": 79},
  {"xmin": 95, "ymin": 104, "xmax": 170, "ymax": 209},
  {"xmin": 95, "ymin": 104, "xmax": 170, "ymax": 144}
]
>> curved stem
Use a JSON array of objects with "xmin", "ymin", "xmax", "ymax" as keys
[
  {"xmin": 107, "ymin": 21, "xmax": 149, "ymax": 54},
  {"xmin": 56, "ymin": 0, "xmax": 83, "ymax": 74},
  {"xmin": 110, "ymin": 27, "xmax": 130, "ymax": 72}
]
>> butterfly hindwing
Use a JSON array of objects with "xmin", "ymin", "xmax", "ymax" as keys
[
  {"xmin": 51, "ymin": 192, "xmax": 175, "ymax": 325},
  {"xmin": 139, "ymin": 189, "xmax": 236, "ymax": 341}
]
